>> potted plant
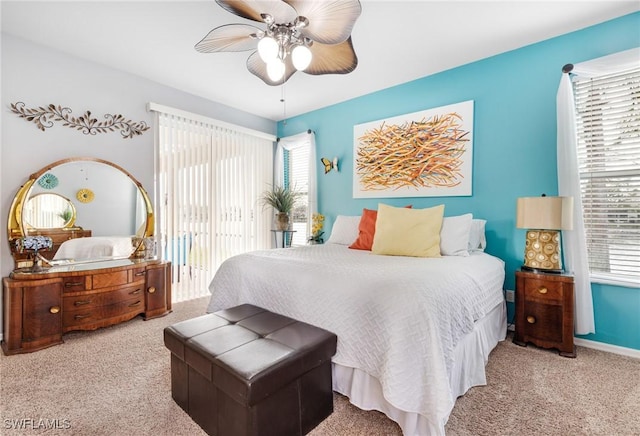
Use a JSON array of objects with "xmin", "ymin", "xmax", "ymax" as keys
[{"xmin": 260, "ymin": 185, "xmax": 301, "ymax": 230}]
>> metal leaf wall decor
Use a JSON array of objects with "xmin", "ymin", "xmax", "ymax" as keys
[{"xmin": 10, "ymin": 102, "xmax": 150, "ymax": 139}]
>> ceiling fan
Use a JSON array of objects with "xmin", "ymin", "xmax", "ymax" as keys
[{"xmin": 195, "ymin": 0, "xmax": 362, "ymax": 85}]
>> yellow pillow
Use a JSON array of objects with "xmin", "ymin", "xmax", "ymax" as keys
[{"xmin": 371, "ymin": 203, "xmax": 445, "ymax": 257}]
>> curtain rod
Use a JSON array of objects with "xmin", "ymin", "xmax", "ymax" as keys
[{"xmin": 276, "ymin": 129, "xmax": 314, "ymax": 142}]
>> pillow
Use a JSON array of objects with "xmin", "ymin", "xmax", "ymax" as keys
[
  {"xmin": 468, "ymin": 219, "xmax": 487, "ymax": 252},
  {"xmin": 371, "ymin": 204, "xmax": 445, "ymax": 257},
  {"xmin": 440, "ymin": 213, "xmax": 473, "ymax": 256},
  {"xmin": 349, "ymin": 205, "xmax": 412, "ymax": 251},
  {"xmin": 348, "ymin": 208, "xmax": 378, "ymax": 250},
  {"xmin": 326, "ymin": 215, "xmax": 361, "ymax": 245}
]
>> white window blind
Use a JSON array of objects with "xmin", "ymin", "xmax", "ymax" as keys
[
  {"xmin": 150, "ymin": 104, "xmax": 274, "ymax": 302},
  {"xmin": 573, "ymin": 67, "xmax": 640, "ymax": 282},
  {"xmin": 286, "ymin": 143, "xmax": 310, "ymax": 246}
]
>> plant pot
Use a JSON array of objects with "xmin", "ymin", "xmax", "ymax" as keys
[{"xmin": 276, "ymin": 213, "xmax": 290, "ymax": 230}]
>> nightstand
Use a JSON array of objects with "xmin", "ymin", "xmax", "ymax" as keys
[{"xmin": 513, "ymin": 269, "xmax": 576, "ymax": 358}]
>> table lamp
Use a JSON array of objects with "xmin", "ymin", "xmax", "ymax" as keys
[
  {"xmin": 14, "ymin": 236, "xmax": 53, "ymax": 272},
  {"xmin": 516, "ymin": 195, "xmax": 573, "ymax": 273}
]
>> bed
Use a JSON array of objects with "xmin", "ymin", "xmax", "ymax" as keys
[
  {"xmin": 53, "ymin": 236, "xmax": 134, "ymax": 260},
  {"xmin": 207, "ymin": 211, "xmax": 506, "ymax": 435}
]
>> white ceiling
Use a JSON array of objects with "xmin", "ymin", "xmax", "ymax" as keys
[{"xmin": 2, "ymin": 1, "xmax": 638, "ymax": 121}]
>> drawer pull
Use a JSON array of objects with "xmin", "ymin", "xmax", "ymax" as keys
[
  {"xmin": 526, "ymin": 316, "xmax": 536, "ymax": 324},
  {"xmin": 129, "ymin": 289, "xmax": 142, "ymax": 295},
  {"xmin": 135, "ymin": 271, "xmax": 146, "ymax": 277},
  {"xmin": 74, "ymin": 314, "xmax": 90, "ymax": 320},
  {"xmin": 65, "ymin": 282, "xmax": 83, "ymax": 287},
  {"xmin": 129, "ymin": 301, "xmax": 142, "ymax": 307},
  {"xmin": 147, "ymin": 286, "xmax": 156, "ymax": 294},
  {"xmin": 74, "ymin": 300, "xmax": 92, "ymax": 306},
  {"xmin": 537, "ymin": 287, "xmax": 548, "ymax": 294},
  {"xmin": 49, "ymin": 306, "xmax": 60, "ymax": 314}
]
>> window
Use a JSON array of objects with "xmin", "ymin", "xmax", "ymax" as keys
[
  {"xmin": 573, "ymin": 67, "xmax": 640, "ymax": 283},
  {"xmin": 276, "ymin": 131, "xmax": 317, "ymax": 247},
  {"xmin": 284, "ymin": 143, "xmax": 310, "ymax": 246}
]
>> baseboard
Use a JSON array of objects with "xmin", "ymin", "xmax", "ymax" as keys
[{"xmin": 574, "ymin": 337, "xmax": 640, "ymax": 359}]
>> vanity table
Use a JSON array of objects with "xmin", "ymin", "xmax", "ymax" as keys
[
  {"xmin": 2, "ymin": 259, "xmax": 171, "ymax": 355},
  {"xmin": 3, "ymin": 156, "xmax": 171, "ymax": 355}
]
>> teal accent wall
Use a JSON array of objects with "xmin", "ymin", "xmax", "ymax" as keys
[{"xmin": 278, "ymin": 13, "xmax": 640, "ymax": 351}]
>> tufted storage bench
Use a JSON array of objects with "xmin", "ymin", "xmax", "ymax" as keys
[{"xmin": 164, "ymin": 304, "xmax": 338, "ymax": 436}]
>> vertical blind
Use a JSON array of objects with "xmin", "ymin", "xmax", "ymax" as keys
[
  {"xmin": 573, "ymin": 67, "xmax": 640, "ymax": 282},
  {"xmin": 151, "ymin": 104, "xmax": 275, "ymax": 302}
]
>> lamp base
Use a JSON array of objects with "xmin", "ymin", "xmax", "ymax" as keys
[
  {"xmin": 520, "ymin": 265, "xmax": 564, "ymax": 274},
  {"xmin": 522, "ymin": 229, "xmax": 563, "ymax": 272}
]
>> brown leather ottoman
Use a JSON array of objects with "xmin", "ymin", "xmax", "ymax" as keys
[{"xmin": 164, "ymin": 304, "xmax": 337, "ymax": 436}]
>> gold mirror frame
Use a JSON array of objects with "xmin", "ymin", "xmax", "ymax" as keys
[{"xmin": 7, "ymin": 157, "xmax": 154, "ymax": 267}]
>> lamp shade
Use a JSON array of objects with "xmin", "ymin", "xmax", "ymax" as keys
[{"xmin": 516, "ymin": 196, "xmax": 573, "ymax": 231}]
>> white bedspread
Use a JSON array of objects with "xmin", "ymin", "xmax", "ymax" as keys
[
  {"xmin": 53, "ymin": 236, "xmax": 133, "ymax": 260},
  {"xmin": 207, "ymin": 244, "xmax": 505, "ymax": 433}
]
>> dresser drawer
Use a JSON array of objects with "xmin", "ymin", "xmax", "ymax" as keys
[
  {"xmin": 63, "ymin": 285, "xmax": 145, "ymax": 312},
  {"xmin": 62, "ymin": 276, "xmax": 88, "ymax": 292},
  {"xmin": 522, "ymin": 277, "xmax": 564, "ymax": 303},
  {"xmin": 91, "ymin": 270, "xmax": 129, "ymax": 290},
  {"xmin": 63, "ymin": 297, "xmax": 144, "ymax": 328}
]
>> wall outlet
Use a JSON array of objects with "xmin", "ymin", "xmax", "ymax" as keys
[{"xmin": 505, "ymin": 289, "xmax": 515, "ymax": 303}]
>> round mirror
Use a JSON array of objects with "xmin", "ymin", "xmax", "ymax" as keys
[
  {"xmin": 24, "ymin": 193, "xmax": 77, "ymax": 229},
  {"xmin": 8, "ymin": 157, "xmax": 154, "ymax": 268}
]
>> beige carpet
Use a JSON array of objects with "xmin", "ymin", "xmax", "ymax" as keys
[{"xmin": 1, "ymin": 297, "xmax": 638, "ymax": 436}]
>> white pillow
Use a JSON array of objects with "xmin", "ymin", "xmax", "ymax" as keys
[
  {"xmin": 326, "ymin": 215, "xmax": 361, "ymax": 245},
  {"xmin": 440, "ymin": 213, "xmax": 473, "ymax": 256},
  {"xmin": 468, "ymin": 219, "xmax": 487, "ymax": 252}
]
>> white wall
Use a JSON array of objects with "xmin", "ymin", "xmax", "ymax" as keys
[{"xmin": 0, "ymin": 34, "xmax": 276, "ymax": 333}]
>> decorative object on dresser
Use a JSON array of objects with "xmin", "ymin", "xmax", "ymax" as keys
[
  {"xmin": 513, "ymin": 269, "xmax": 576, "ymax": 358},
  {"xmin": 516, "ymin": 194, "xmax": 573, "ymax": 273},
  {"xmin": 13, "ymin": 236, "xmax": 53, "ymax": 272},
  {"xmin": 2, "ymin": 259, "xmax": 172, "ymax": 355}
]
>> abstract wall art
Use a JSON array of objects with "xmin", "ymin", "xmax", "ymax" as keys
[{"xmin": 353, "ymin": 100, "xmax": 474, "ymax": 198}]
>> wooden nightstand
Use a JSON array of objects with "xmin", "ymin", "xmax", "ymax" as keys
[{"xmin": 513, "ymin": 269, "xmax": 576, "ymax": 358}]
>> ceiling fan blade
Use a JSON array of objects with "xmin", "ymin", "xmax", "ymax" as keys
[
  {"xmin": 247, "ymin": 51, "xmax": 296, "ymax": 86},
  {"xmin": 305, "ymin": 37, "xmax": 358, "ymax": 75},
  {"xmin": 216, "ymin": 0, "xmax": 298, "ymax": 24},
  {"xmin": 285, "ymin": 0, "xmax": 361, "ymax": 45},
  {"xmin": 195, "ymin": 24, "xmax": 260, "ymax": 53}
]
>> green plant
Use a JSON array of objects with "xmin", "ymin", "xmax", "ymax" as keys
[
  {"xmin": 58, "ymin": 208, "xmax": 73, "ymax": 223},
  {"xmin": 260, "ymin": 185, "xmax": 301, "ymax": 213}
]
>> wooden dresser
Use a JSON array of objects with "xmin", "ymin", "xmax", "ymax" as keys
[
  {"xmin": 513, "ymin": 269, "xmax": 575, "ymax": 357},
  {"xmin": 2, "ymin": 259, "xmax": 171, "ymax": 355}
]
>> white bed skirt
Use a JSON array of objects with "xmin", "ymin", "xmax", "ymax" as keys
[{"xmin": 332, "ymin": 301, "xmax": 507, "ymax": 436}]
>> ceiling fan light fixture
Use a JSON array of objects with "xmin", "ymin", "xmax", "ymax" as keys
[
  {"xmin": 258, "ymin": 36, "xmax": 279, "ymax": 62},
  {"xmin": 266, "ymin": 58, "xmax": 285, "ymax": 82},
  {"xmin": 291, "ymin": 44, "xmax": 312, "ymax": 71},
  {"xmin": 196, "ymin": 0, "xmax": 362, "ymax": 85}
]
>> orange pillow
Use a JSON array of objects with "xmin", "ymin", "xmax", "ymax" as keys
[
  {"xmin": 349, "ymin": 206, "xmax": 412, "ymax": 251},
  {"xmin": 349, "ymin": 208, "xmax": 378, "ymax": 250}
]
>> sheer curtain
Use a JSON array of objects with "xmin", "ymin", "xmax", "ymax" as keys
[
  {"xmin": 274, "ymin": 130, "xmax": 318, "ymax": 242},
  {"xmin": 148, "ymin": 103, "xmax": 275, "ymax": 302},
  {"xmin": 556, "ymin": 48, "xmax": 639, "ymax": 335}
]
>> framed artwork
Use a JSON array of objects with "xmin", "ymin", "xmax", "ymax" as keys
[{"xmin": 353, "ymin": 100, "xmax": 474, "ymax": 198}]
